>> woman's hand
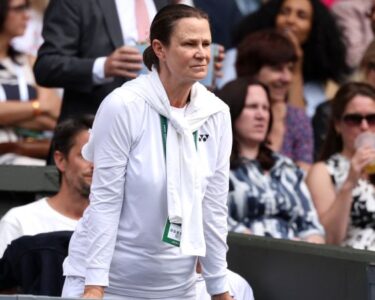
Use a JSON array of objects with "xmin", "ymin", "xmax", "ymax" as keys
[
  {"xmin": 212, "ymin": 291, "xmax": 233, "ymax": 300},
  {"xmin": 283, "ymin": 29, "xmax": 305, "ymax": 109},
  {"xmin": 82, "ymin": 285, "xmax": 104, "ymax": 299},
  {"xmin": 214, "ymin": 44, "xmax": 225, "ymax": 78},
  {"xmin": 38, "ymin": 94, "xmax": 61, "ymax": 119},
  {"xmin": 304, "ymin": 234, "xmax": 325, "ymax": 244},
  {"xmin": 346, "ymin": 146, "xmax": 375, "ymax": 186},
  {"xmin": 283, "ymin": 29, "xmax": 303, "ymax": 61},
  {"xmin": 271, "ymin": 102, "xmax": 287, "ymax": 120}
]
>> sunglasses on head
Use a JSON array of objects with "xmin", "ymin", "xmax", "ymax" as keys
[{"xmin": 342, "ymin": 113, "xmax": 375, "ymax": 126}]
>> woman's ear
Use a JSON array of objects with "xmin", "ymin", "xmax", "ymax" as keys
[{"xmin": 152, "ymin": 39, "xmax": 166, "ymax": 61}]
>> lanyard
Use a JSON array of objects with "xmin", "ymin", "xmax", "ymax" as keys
[{"xmin": 159, "ymin": 115, "xmax": 198, "ymax": 159}]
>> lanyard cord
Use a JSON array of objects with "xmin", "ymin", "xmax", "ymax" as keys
[{"xmin": 159, "ymin": 115, "xmax": 198, "ymax": 160}]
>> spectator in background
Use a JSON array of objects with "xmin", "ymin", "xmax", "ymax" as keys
[
  {"xmin": 0, "ymin": 0, "xmax": 60, "ymax": 165},
  {"xmin": 0, "ymin": 115, "xmax": 93, "ymax": 257},
  {"xmin": 331, "ymin": 0, "xmax": 373, "ymax": 70},
  {"xmin": 11, "ymin": 0, "xmax": 49, "ymax": 56},
  {"xmin": 217, "ymin": 77, "xmax": 324, "ymax": 243},
  {"xmin": 236, "ymin": 29, "xmax": 313, "ymax": 171},
  {"xmin": 34, "ymin": 0, "xmax": 169, "ymax": 123},
  {"xmin": 232, "ymin": 0, "xmax": 351, "ymax": 118},
  {"xmin": 313, "ymin": 38, "xmax": 375, "ymax": 159},
  {"xmin": 307, "ymin": 82, "xmax": 375, "ymax": 250}
]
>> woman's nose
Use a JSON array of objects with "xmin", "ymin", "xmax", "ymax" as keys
[
  {"xmin": 360, "ymin": 118, "xmax": 370, "ymax": 131},
  {"xmin": 280, "ymin": 68, "xmax": 292, "ymax": 82},
  {"xmin": 284, "ymin": 13, "xmax": 296, "ymax": 25}
]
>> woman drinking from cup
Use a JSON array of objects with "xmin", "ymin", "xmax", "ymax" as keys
[{"xmin": 307, "ymin": 82, "xmax": 375, "ymax": 250}]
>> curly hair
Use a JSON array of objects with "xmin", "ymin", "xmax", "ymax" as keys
[{"xmin": 233, "ymin": 0, "xmax": 351, "ymax": 83}]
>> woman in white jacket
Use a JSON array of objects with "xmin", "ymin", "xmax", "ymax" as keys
[{"xmin": 61, "ymin": 4, "xmax": 232, "ymax": 300}]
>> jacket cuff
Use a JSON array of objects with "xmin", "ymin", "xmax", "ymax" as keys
[
  {"xmin": 204, "ymin": 271, "xmax": 229, "ymax": 296},
  {"xmin": 85, "ymin": 268, "xmax": 109, "ymax": 286}
]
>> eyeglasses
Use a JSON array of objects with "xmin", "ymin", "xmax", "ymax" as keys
[
  {"xmin": 342, "ymin": 113, "xmax": 375, "ymax": 127},
  {"xmin": 9, "ymin": 3, "xmax": 30, "ymax": 13}
]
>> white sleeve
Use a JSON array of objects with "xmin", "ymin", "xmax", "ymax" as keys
[
  {"xmin": 200, "ymin": 110, "xmax": 232, "ymax": 295},
  {"xmin": 0, "ymin": 212, "xmax": 23, "ymax": 258},
  {"xmin": 83, "ymin": 92, "xmax": 138, "ymax": 286},
  {"xmin": 92, "ymin": 57, "xmax": 114, "ymax": 85}
]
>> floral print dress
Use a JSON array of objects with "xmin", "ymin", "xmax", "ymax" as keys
[{"xmin": 326, "ymin": 153, "xmax": 375, "ymax": 250}]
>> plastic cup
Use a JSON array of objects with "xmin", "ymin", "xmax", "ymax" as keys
[
  {"xmin": 354, "ymin": 132, "xmax": 375, "ymax": 182},
  {"xmin": 134, "ymin": 43, "xmax": 149, "ymax": 75},
  {"xmin": 199, "ymin": 43, "xmax": 220, "ymax": 88}
]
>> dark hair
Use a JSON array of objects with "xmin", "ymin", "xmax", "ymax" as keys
[
  {"xmin": 360, "ymin": 40, "xmax": 375, "ymax": 73},
  {"xmin": 0, "ymin": 0, "xmax": 9, "ymax": 32},
  {"xmin": 215, "ymin": 77, "xmax": 276, "ymax": 170},
  {"xmin": 52, "ymin": 115, "xmax": 94, "ymax": 158},
  {"xmin": 233, "ymin": 0, "xmax": 350, "ymax": 83},
  {"xmin": 320, "ymin": 82, "xmax": 375, "ymax": 160},
  {"xmin": 236, "ymin": 28, "xmax": 297, "ymax": 77},
  {"xmin": 0, "ymin": 0, "xmax": 29, "ymax": 63},
  {"xmin": 143, "ymin": 4, "xmax": 209, "ymax": 71}
]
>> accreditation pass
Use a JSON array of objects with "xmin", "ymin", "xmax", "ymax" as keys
[{"xmin": 162, "ymin": 219, "xmax": 182, "ymax": 247}]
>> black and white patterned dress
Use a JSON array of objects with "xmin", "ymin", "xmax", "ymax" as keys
[
  {"xmin": 326, "ymin": 153, "xmax": 375, "ymax": 250},
  {"xmin": 0, "ymin": 55, "xmax": 37, "ymax": 143},
  {"xmin": 228, "ymin": 153, "xmax": 324, "ymax": 240}
]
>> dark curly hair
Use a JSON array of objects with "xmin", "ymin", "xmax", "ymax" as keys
[
  {"xmin": 0, "ymin": 0, "xmax": 28, "ymax": 63},
  {"xmin": 232, "ymin": 0, "xmax": 351, "ymax": 83}
]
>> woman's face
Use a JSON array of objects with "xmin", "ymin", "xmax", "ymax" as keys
[
  {"xmin": 335, "ymin": 95, "xmax": 375, "ymax": 153},
  {"xmin": 235, "ymin": 85, "xmax": 270, "ymax": 146},
  {"xmin": 2, "ymin": 0, "xmax": 29, "ymax": 38},
  {"xmin": 256, "ymin": 62, "xmax": 293, "ymax": 103},
  {"xmin": 156, "ymin": 17, "xmax": 212, "ymax": 85},
  {"xmin": 275, "ymin": 0, "xmax": 313, "ymax": 45}
]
